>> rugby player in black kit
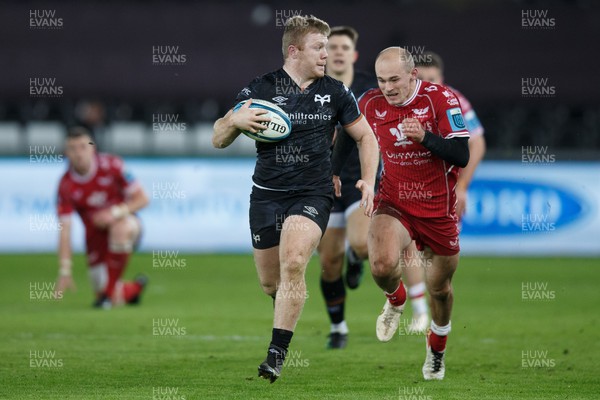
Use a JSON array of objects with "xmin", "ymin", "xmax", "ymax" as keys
[{"xmin": 212, "ymin": 15, "xmax": 379, "ymax": 383}]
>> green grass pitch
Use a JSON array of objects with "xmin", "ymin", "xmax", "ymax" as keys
[{"xmin": 1, "ymin": 254, "xmax": 598, "ymax": 399}]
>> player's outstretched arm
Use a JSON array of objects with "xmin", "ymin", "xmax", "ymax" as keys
[
  {"xmin": 56, "ymin": 218, "xmax": 76, "ymax": 294},
  {"xmin": 345, "ymin": 116, "xmax": 379, "ymax": 216},
  {"xmin": 212, "ymin": 99, "xmax": 271, "ymax": 149}
]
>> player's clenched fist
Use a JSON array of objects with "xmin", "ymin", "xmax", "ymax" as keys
[{"xmin": 401, "ymin": 118, "xmax": 426, "ymax": 142}]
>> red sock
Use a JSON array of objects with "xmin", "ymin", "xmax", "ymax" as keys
[
  {"xmin": 429, "ymin": 331, "xmax": 448, "ymax": 352},
  {"xmin": 385, "ymin": 282, "xmax": 406, "ymax": 307},
  {"xmin": 122, "ymin": 281, "xmax": 142, "ymax": 303},
  {"xmin": 105, "ymin": 252, "xmax": 130, "ymax": 297}
]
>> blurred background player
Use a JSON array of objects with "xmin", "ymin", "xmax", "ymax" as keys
[
  {"xmin": 398, "ymin": 51, "xmax": 486, "ymax": 333},
  {"xmin": 212, "ymin": 15, "xmax": 378, "ymax": 383},
  {"xmin": 317, "ymin": 25, "xmax": 377, "ymax": 349},
  {"xmin": 56, "ymin": 127, "xmax": 149, "ymax": 309}
]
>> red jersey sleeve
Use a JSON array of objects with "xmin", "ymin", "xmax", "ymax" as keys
[
  {"xmin": 357, "ymin": 89, "xmax": 379, "ymax": 125},
  {"xmin": 432, "ymin": 86, "xmax": 470, "ymax": 140}
]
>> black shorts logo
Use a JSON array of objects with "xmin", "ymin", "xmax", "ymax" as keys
[{"xmin": 302, "ymin": 205, "xmax": 319, "ymax": 218}]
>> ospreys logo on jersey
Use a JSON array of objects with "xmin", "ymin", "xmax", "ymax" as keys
[
  {"xmin": 447, "ymin": 108, "xmax": 466, "ymax": 131},
  {"xmin": 314, "ymin": 94, "xmax": 331, "ymax": 106}
]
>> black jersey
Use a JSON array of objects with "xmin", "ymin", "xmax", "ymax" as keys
[
  {"xmin": 337, "ymin": 70, "xmax": 377, "ymax": 183},
  {"xmin": 235, "ymin": 68, "xmax": 361, "ymax": 192}
]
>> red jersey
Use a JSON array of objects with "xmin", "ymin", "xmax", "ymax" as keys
[
  {"xmin": 359, "ymin": 80, "xmax": 470, "ymax": 218},
  {"xmin": 57, "ymin": 153, "xmax": 139, "ymax": 234}
]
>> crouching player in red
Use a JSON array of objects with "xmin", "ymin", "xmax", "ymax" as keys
[{"xmin": 55, "ymin": 127, "xmax": 150, "ymax": 308}]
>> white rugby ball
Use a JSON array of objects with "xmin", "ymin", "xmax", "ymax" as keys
[{"xmin": 233, "ymin": 99, "xmax": 292, "ymax": 142}]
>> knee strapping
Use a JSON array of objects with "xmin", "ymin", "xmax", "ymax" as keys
[{"xmin": 109, "ymin": 242, "xmax": 133, "ymax": 253}]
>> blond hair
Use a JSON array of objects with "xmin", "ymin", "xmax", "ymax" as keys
[{"xmin": 282, "ymin": 15, "xmax": 330, "ymax": 60}]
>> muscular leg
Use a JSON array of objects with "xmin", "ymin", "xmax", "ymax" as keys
[
  {"xmin": 256, "ymin": 214, "xmax": 325, "ymax": 382},
  {"xmin": 368, "ymin": 214, "xmax": 411, "ymax": 293},
  {"xmin": 253, "ymin": 246, "xmax": 280, "ymax": 298},
  {"xmin": 424, "ymin": 249, "xmax": 458, "ymax": 327},
  {"xmin": 254, "ymin": 215, "xmax": 322, "ymax": 329},
  {"xmin": 275, "ymin": 215, "xmax": 322, "ymax": 330},
  {"xmin": 369, "ymin": 213, "xmax": 414, "ymax": 341}
]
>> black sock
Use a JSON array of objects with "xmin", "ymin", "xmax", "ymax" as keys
[
  {"xmin": 320, "ymin": 277, "xmax": 346, "ymax": 324},
  {"xmin": 270, "ymin": 328, "xmax": 293, "ymax": 351},
  {"xmin": 267, "ymin": 329, "xmax": 293, "ymax": 367}
]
